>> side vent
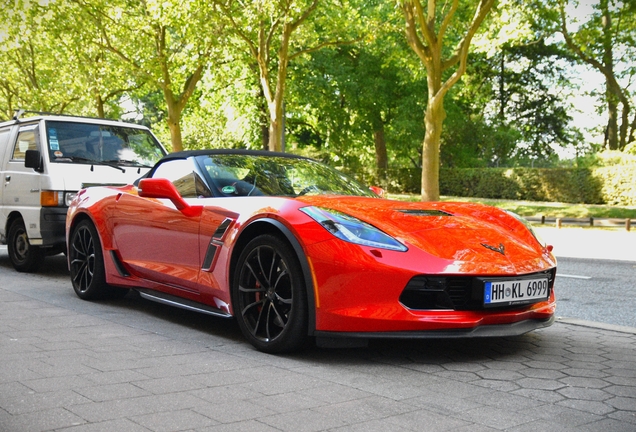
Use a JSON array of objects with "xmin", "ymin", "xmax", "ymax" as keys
[
  {"xmin": 110, "ymin": 250, "xmax": 130, "ymax": 277},
  {"xmin": 202, "ymin": 218, "xmax": 234, "ymax": 271}
]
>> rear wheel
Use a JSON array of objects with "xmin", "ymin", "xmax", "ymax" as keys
[
  {"xmin": 7, "ymin": 218, "xmax": 43, "ymax": 273},
  {"xmin": 233, "ymin": 234, "xmax": 308, "ymax": 353},
  {"xmin": 69, "ymin": 219, "xmax": 127, "ymax": 300}
]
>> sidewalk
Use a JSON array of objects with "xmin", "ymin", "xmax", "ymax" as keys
[
  {"xmin": 0, "ymin": 277, "xmax": 635, "ymax": 432},
  {"xmin": 535, "ymin": 226, "xmax": 636, "ymax": 262}
]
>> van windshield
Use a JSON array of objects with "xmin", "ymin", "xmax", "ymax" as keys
[{"xmin": 45, "ymin": 121, "xmax": 166, "ymax": 167}]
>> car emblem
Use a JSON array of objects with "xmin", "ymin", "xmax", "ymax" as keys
[{"xmin": 481, "ymin": 242, "xmax": 505, "ymax": 255}]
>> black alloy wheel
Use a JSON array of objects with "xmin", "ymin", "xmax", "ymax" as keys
[
  {"xmin": 69, "ymin": 219, "xmax": 126, "ymax": 300},
  {"xmin": 233, "ymin": 234, "xmax": 308, "ymax": 353},
  {"xmin": 7, "ymin": 218, "xmax": 43, "ymax": 272}
]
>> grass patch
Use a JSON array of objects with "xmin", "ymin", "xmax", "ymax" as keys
[{"xmin": 388, "ymin": 194, "xmax": 636, "ymax": 219}]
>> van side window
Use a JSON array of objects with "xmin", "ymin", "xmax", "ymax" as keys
[{"xmin": 12, "ymin": 126, "xmax": 39, "ymax": 160}]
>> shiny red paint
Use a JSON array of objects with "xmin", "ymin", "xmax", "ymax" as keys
[{"xmin": 67, "ymin": 182, "xmax": 556, "ymax": 340}]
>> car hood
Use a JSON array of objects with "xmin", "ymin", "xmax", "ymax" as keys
[{"xmin": 297, "ymin": 196, "xmax": 553, "ymax": 273}]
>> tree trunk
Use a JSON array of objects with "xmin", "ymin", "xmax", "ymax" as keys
[
  {"xmin": 257, "ymin": 86, "xmax": 269, "ymax": 150},
  {"xmin": 264, "ymin": 25, "xmax": 292, "ymax": 153},
  {"xmin": 267, "ymin": 99, "xmax": 284, "ymax": 152},
  {"xmin": 606, "ymin": 93, "xmax": 619, "ymax": 150},
  {"xmin": 373, "ymin": 125, "xmax": 388, "ymax": 184},
  {"xmin": 601, "ymin": 0, "xmax": 618, "ymax": 150},
  {"xmin": 167, "ymin": 115, "xmax": 183, "ymax": 152},
  {"xmin": 165, "ymin": 91, "xmax": 183, "ymax": 152},
  {"xmin": 422, "ymin": 85, "xmax": 445, "ymax": 201},
  {"xmin": 95, "ymin": 92, "xmax": 105, "ymax": 118}
]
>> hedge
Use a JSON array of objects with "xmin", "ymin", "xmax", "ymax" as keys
[{"xmin": 381, "ymin": 166, "xmax": 636, "ymax": 206}]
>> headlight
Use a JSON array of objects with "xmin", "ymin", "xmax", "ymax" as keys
[
  {"xmin": 41, "ymin": 191, "xmax": 78, "ymax": 207},
  {"xmin": 64, "ymin": 192, "xmax": 78, "ymax": 206},
  {"xmin": 300, "ymin": 206, "xmax": 407, "ymax": 252}
]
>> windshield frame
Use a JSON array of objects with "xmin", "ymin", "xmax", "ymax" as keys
[{"xmin": 192, "ymin": 152, "xmax": 375, "ymax": 198}]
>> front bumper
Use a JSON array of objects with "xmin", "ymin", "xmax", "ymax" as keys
[
  {"xmin": 40, "ymin": 207, "xmax": 68, "ymax": 248},
  {"xmin": 315, "ymin": 315, "xmax": 555, "ymax": 341}
]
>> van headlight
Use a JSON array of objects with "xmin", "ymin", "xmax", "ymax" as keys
[{"xmin": 41, "ymin": 191, "xmax": 77, "ymax": 207}]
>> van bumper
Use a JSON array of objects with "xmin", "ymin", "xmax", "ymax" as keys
[{"xmin": 40, "ymin": 207, "xmax": 68, "ymax": 248}]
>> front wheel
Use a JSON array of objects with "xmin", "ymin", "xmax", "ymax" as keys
[
  {"xmin": 69, "ymin": 219, "xmax": 127, "ymax": 300},
  {"xmin": 7, "ymin": 218, "xmax": 43, "ymax": 272},
  {"xmin": 233, "ymin": 235, "xmax": 308, "ymax": 353}
]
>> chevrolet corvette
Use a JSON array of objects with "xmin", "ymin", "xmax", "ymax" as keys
[{"xmin": 66, "ymin": 150, "xmax": 557, "ymax": 353}]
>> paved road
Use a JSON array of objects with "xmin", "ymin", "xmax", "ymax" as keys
[
  {"xmin": 0, "ymin": 239, "xmax": 635, "ymax": 431},
  {"xmin": 556, "ymin": 257, "xmax": 636, "ymax": 329}
]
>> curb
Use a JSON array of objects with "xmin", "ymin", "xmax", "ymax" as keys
[{"xmin": 556, "ymin": 316, "xmax": 636, "ymax": 335}]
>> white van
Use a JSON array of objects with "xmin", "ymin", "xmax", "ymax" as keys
[{"xmin": 0, "ymin": 113, "xmax": 167, "ymax": 272}]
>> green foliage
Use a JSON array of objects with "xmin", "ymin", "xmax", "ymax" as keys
[
  {"xmin": 1, "ymin": 0, "xmax": 634, "ymax": 190},
  {"xmin": 0, "ymin": 2, "xmax": 98, "ymax": 118},
  {"xmin": 286, "ymin": 1, "xmax": 426, "ymax": 176},
  {"xmin": 390, "ymin": 194, "xmax": 636, "ymax": 219},
  {"xmin": 383, "ymin": 166, "xmax": 636, "ymax": 206},
  {"xmin": 457, "ymin": 29, "xmax": 585, "ymax": 165},
  {"xmin": 575, "ymin": 150, "xmax": 636, "ymax": 168}
]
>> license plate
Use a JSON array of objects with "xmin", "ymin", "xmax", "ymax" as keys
[{"xmin": 484, "ymin": 277, "xmax": 549, "ymax": 307}]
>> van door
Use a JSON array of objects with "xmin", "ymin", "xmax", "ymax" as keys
[
  {"xmin": 2, "ymin": 123, "xmax": 43, "ymax": 243},
  {"xmin": 0, "ymin": 127, "xmax": 13, "ymax": 239}
]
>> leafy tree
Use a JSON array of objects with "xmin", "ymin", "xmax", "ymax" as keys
[
  {"xmin": 556, "ymin": 0, "xmax": 636, "ymax": 150},
  {"xmin": 399, "ymin": 0, "xmax": 496, "ymax": 201},
  {"xmin": 286, "ymin": 9, "xmax": 427, "ymax": 185},
  {"xmin": 461, "ymin": 42, "xmax": 583, "ymax": 166},
  {"xmin": 71, "ymin": 0, "xmax": 227, "ymax": 151},
  {"xmin": 215, "ymin": 0, "xmax": 360, "ymax": 152},
  {"xmin": 0, "ymin": 3, "xmax": 88, "ymax": 118}
]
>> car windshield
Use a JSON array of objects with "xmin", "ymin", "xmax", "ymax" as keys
[
  {"xmin": 45, "ymin": 121, "xmax": 166, "ymax": 167},
  {"xmin": 197, "ymin": 153, "xmax": 375, "ymax": 197}
]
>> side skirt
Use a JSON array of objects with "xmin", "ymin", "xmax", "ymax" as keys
[{"xmin": 135, "ymin": 288, "xmax": 232, "ymax": 319}]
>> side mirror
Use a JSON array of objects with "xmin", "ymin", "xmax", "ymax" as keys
[
  {"xmin": 369, "ymin": 186, "xmax": 386, "ymax": 198},
  {"xmin": 138, "ymin": 178, "xmax": 201, "ymax": 217},
  {"xmin": 25, "ymin": 150, "xmax": 43, "ymax": 172}
]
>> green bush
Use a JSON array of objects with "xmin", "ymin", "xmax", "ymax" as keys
[{"xmin": 383, "ymin": 166, "xmax": 636, "ymax": 206}]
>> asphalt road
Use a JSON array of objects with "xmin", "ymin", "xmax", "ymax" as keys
[{"xmin": 555, "ymin": 257, "xmax": 636, "ymax": 328}]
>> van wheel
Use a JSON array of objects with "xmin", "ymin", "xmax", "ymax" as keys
[{"xmin": 7, "ymin": 218, "xmax": 43, "ymax": 273}]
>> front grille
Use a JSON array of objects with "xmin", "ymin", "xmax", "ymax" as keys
[{"xmin": 399, "ymin": 268, "xmax": 556, "ymax": 311}]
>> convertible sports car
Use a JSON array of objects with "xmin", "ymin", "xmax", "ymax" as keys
[{"xmin": 66, "ymin": 150, "xmax": 557, "ymax": 353}]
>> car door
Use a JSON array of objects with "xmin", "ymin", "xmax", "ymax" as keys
[
  {"xmin": 111, "ymin": 158, "xmax": 204, "ymax": 294},
  {"xmin": 2, "ymin": 123, "xmax": 43, "ymax": 241}
]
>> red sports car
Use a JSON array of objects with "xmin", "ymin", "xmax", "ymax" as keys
[{"xmin": 66, "ymin": 150, "xmax": 557, "ymax": 353}]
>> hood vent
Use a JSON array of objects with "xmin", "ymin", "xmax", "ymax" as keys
[{"xmin": 398, "ymin": 209, "xmax": 453, "ymax": 217}]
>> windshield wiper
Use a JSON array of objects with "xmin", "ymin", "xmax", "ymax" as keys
[
  {"xmin": 103, "ymin": 159, "xmax": 153, "ymax": 168},
  {"xmin": 72, "ymin": 157, "xmax": 125, "ymax": 172}
]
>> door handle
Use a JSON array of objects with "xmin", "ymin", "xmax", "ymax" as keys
[{"xmin": 4, "ymin": 175, "xmax": 10, "ymax": 182}]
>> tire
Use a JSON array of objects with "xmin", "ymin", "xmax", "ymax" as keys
[
  {"xmin": 7, "ymin": 218, "xmax": 43, "ymax": 273},
  {"xmin": 69, "ymin": 219, "xmax": 127, "ymax": 300},
  {"xmin": 233, "ymin": 234, "xmax": 308, "ymax": 353}
]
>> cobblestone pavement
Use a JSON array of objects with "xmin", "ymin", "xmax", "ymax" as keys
[{"xmin": 1, "ymin": 277, "xmax": 635, "ymax": 432}]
